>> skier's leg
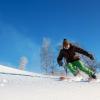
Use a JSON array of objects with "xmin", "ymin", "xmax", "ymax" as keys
[
  {"xmin": 67, "ymin": 63, "xmax": 79, "ymax": 76},
  {"xmin": 73, "ymin": 60, "xmax": 96, "ymax": 79}
]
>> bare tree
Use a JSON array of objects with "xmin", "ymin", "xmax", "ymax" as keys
[
  {"xmin": 19, "ymin": 56, "xmax": 28, "ymax": 70},
  {"xmin": 96, "ymin": 62, "xmax": 100, "ymax": 72},
  {"xmin": 40, "ymin": 38, "xmax": 55, "ymax": 74}
]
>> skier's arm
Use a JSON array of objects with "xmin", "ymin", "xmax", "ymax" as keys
[
  {"xmin": 57, "ymin": 50, "xmax": 64, "ymax": 66},
  {"xmin": 74, "ymin": 45, "xmax": 94, "ymax": 60}
]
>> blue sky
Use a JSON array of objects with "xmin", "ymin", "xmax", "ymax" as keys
[{"xmin": 0, "ymin": 0, "xmax": 100, "ymax": 72}]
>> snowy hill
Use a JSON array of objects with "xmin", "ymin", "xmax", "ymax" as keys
[
  {"xmin": 0, "ymin": 65, "xmax": 38, "ymax": 76},
  {"xmin": 0, "ymin": 65, "xmax": 100, "ymax": 100}
]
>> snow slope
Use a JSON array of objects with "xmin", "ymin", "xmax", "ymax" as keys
[{"xmin": 0, "ymin": 65, "xmax": 100, "ymax": 100}]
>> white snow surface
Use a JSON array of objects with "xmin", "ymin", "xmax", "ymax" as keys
[{"xmin": 0, "ymin": 65, "xmax": 100, "ymax": 100}]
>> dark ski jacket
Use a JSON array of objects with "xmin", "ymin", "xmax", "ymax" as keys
[{"xmin": 57, "ymin": 44, "xmax": 94, "ymax": 65}]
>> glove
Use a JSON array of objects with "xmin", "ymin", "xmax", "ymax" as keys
[
  {"xmin": 89, "ymin": 54, "xmax": 94, "ymax": 60},
  {"xmin": 58, "ymin": 61, "xmax": 63, "ymax": 66}
]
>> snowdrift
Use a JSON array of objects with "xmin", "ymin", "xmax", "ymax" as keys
[{"xmin": 0, "ymin": 64, "xmax": 100, "ymax": 100}]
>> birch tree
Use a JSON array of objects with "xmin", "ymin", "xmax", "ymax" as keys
[
  {"xmin": 40, "ymin": 38, "xmax": 54, "ymax": 74},
  {"xmin": 19, "ymin": 56, "xmax": 28, "ymax": 70}
]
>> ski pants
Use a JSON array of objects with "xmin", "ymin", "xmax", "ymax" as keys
[{"xmin": 66, "ymin": 60, "xmax": 94, "ymax": 76}]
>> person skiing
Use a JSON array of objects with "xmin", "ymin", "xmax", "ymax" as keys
[{"xmin": 57, "ymin": 39, "xmax": 96, "ymax": 81}]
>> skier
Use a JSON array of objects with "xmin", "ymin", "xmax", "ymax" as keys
[{"xmin": 57, "ymin": 39, "xmax": 96, "ymax": 81}]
